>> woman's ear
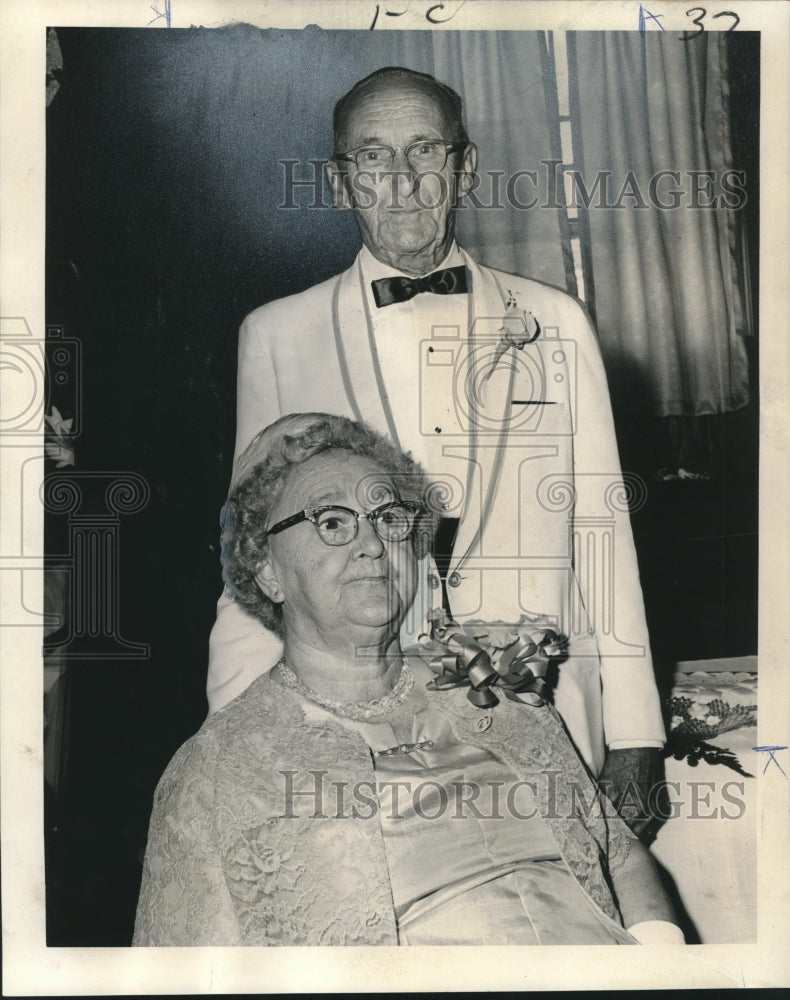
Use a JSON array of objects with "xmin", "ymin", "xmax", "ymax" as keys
[{"xmin": 255, "ymin": 557, "xmax": 284, "ymax": 604}]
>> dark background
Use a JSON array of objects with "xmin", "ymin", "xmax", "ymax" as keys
[{"xmin": 44, "ymin": 27, "xmax": 759, "ymax": 945}]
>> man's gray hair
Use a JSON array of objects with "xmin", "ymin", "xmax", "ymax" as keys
[{"xmin": 333, "ymin": 66, "xmax": 469, "ymax": 151}]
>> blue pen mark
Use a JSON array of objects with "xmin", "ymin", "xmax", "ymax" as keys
[
  {"xmin": 753, "ymin": 746, "xmax": 788, "ymax": 777},
  {"xmin": 147, "ymin": 0, "xmax": 172, "ymax": 27},
  {"xmin": 638, "ymin": 4, "xmax": 665, "ymax": 32}
]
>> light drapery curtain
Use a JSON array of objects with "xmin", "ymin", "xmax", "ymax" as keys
[
  {"xmin": 569, "ymin": 32, "xmax": 750, "ymax": 416},
  {"xmin": 428, "ymin": 31, "xmax": 569, "ymax": 286}
]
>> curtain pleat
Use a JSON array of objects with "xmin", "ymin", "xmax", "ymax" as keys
[
  {"xmin": 431, "ymin": 32, "xmax": 568, "ymax": 286},
  {"xmin": 571, "ymin": 32, "xmax": 749, "ymax": 416}
]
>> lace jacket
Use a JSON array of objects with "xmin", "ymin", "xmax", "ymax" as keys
[{"xmin": 133, "ymin": 673, "xmax": 636, "ymax": 946}]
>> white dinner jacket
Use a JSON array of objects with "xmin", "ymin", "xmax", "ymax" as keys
[{"xmin": 209, "ymin": 248, "xmax": 666, "ymax": 772}]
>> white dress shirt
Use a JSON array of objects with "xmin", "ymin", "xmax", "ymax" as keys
[{"xmin": 358, "ymin": 241, "xmax": 469, "ymax": 474}]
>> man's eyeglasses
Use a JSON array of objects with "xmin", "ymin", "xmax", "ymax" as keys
[
  {"xmin": 265, "ymin": 500, "xmax": 425, "ymax": 547},
  {"xmin": 333, "ymin": 140, "xmax": 467, "ymax": 173}
]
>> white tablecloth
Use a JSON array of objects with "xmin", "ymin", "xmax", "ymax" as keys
[{"xmin": 650, "ymin": 672, "xmax": 758, "ymax": 943}]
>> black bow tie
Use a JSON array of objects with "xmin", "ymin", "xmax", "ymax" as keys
[{"xmin": 371, "ymin": 265, "xmax": 468, "ymax": 308}]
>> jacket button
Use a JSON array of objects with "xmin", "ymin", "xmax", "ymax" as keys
[
  {"xmin": 428, "ymin": 573, "xmax": 440, "ymax": 590},
  {"xmin": 448, "ymin": 572, "xmax": 461, "ymax": 588}
]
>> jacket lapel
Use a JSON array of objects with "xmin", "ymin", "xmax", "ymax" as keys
[
  {"xmin": 333, "ymin": 259, "xmax": 403, "ymax": 447},
  {"xmin": 449, "ymin": 252, "xmax": 513, "ymax": 574}
]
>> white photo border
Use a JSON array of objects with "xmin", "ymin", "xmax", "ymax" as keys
[{"xmin": 1, "ymin": 0, "xmax": 788, "ymax": 992}]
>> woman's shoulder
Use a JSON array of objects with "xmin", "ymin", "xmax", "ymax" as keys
[
  {"xmin": 198, "ymin": 672, "xmax": 308, "ymax": 762},
  {"xmin": 151, "ymin": 673, "xmax": 376, "ymax": 833},
  {"xmin": 153, "ymin": 676, "xmax": 294, "ymax": 796},
  {"xmin": 205, "ymin": 670, "xmax": 288, "ymax": 726},
  {"xmin": 158, "ymin": 673, "xmax": 370, "ymax": 790}
]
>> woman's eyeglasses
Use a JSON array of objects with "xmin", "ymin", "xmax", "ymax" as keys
[{"xmin": 265, "ymin": 501, "xmax": 425, "ymax": 547}]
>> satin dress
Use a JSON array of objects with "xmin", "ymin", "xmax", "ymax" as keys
[{"xmin": 290, "ymin": 661, "xmax": 636, "ymax": 946}]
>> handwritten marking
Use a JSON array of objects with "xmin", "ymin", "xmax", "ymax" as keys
[
  {"xmin": 712, "ymin": 10, "xmax": 741, "ymax": 29},
  {"xmin": 511, "ymin": 400, "xmax": 556, "ymax": 406},
  {"xmin": 680, "ymin": 6, "xmax": 706, "ymax": 39},
  {"xmin": 752, "ymin": 746, "xmax": 788, "ymax": 777},
  {"xmin": 638, "ymin": 4, "xmax": 665, "ymax": 32},
  {"xmin": 147, "ymin": 0, "xmax": 172, "ymax": 27},
  {"xmin": 427, "ymin": 1, "xmax": 467, "ymax": 23},
  {"xmin": 371, "ymin": 0, "xmax": 411, "ymax": 28},
  {"xmin": 680, "ymin": 7, "xmax": 740, "ymax": 40},
  {"xmin": 371, "ymin": 0, "xmax": 465, "ymax": 29}
]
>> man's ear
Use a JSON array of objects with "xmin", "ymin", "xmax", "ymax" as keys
[
  {"xmin": 456, "ymin": 143, "xmax": 478, "ymax": 198},
  {"xmin": 326, "ymin": 160, "xmax": 352, "ymax": 210},
  {"xmin": 255, "ymin": 556, "xmax": 285, "ymax": 604}
]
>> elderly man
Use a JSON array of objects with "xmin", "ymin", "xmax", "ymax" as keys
[{"xmin": 207, "ymin": 66, "xmax": 666, "ymax": 827}]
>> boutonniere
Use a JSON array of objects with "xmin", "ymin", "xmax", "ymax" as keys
[
  {"xmin": 419, "ymin": 609, "xmax": 566, "ymax": 709},
  {"xmin": 485, "ymin": 289, "xmax": 541, "ymax": 382}
]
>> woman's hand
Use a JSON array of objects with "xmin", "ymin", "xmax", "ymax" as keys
[{"xmin": 611, "ymin": 837, "xmax": 683, "ymax": 941}]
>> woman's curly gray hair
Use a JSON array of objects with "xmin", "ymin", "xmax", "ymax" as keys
[{"xmin": 220, "ymin": 413, "xmax": 438, "ymax": 635}]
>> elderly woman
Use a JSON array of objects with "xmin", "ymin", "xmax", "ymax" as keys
[{"xmin": 133, "ymin": 413, "xmax": 682, "ymax": 947}]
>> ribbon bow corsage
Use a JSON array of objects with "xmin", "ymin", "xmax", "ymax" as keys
[{"xmin": 420, "ymin": 610, "xmax": 566, "ymax": 709}]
